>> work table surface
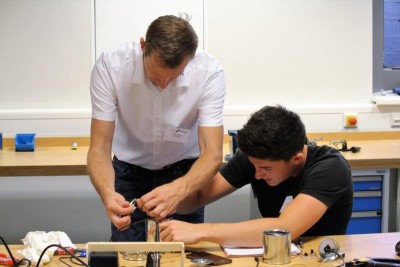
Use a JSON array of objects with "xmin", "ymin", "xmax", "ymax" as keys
[
  {"xmin": 1, "ymin": 232, "xmax": 399, "ymax": 267},
  {"xmin": 0, "ymin": 133, "xmax": 399, "ymax": 176}
]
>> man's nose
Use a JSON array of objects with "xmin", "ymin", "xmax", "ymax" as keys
[{"xmin": 159, "ymin": 78, "xmax": 169, "ymax": 89}]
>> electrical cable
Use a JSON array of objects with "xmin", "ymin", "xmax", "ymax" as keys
[
  {"xmin": 319, "ymin": 249, "xmax": 345, "ymax": 267},
  {"xmin": 58, "ymin": 250, "xmax": 86, "ymax": 267},
  {"xmin": 59, "ymin": 256, "xmax": 74, "ymax": 267},
  {"xmin": 36, "ymin": 244, "xmax": 88, "ymax": 267},
  {"xmin": 0, "ymin": 235, "xmax": 32, "ymax": 267},
  {"xmin": 0, "ymin": 236, "xmax": 19, "ymax": 267}
]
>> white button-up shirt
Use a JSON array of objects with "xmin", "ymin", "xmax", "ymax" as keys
[{"xmin": 90, "ymin": 42, "xmax": 226, "ymax": 169}]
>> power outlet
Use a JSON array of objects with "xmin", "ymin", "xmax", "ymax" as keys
[{"xmin": 390, "ymin": 113, "xmax": 400, "ymax": 128}]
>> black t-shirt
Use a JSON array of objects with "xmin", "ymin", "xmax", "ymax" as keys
[{"xmin": 220, "ymin": 145, "xmax": 353, "ymax": 237}]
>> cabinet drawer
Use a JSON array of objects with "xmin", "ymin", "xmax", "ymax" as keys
[
  {"xmin": 353, "ymin": 176, "xmax": 383, "ymax": 191},
  {"xmin": 353, "ymin": 176, "xmax": 382, "ymax": 191},
  {"xmin": 353, "ymin": 191, "xmax": 382, "ymax": 211},
  {"xmin": 346, "ymin": 211, "xmax": 381, "ymax": 234}
]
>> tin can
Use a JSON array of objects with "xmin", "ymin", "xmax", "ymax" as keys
[{"xmin": 262, "ymin": 229, "xmax": 291, "ymax": 264}]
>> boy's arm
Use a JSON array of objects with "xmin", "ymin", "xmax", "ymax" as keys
[{"xmin": 160, "ymin": 193, "xmax": 327, "ymax": 247}]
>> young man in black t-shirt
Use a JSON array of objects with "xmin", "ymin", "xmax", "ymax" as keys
[{"xmin": 157, "ymin": 105, "xmax": 353, "ymax": 247}]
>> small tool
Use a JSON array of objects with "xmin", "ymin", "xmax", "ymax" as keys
[
  {"xmin": 330, "ymin": 140, "xmax": 361, "ymax": 153},
  {"xmin": 130, "ymin": 198, "xmax": 137, "ymax": 208},
  {"xmin": 118, "ymin": 198, "xmax": 137, "ymax": 218},
  {"xmin": 0, "ymin": 253, "xmax": 19, "ymax": 267},
  {"xmin": 345, "ymin": 257, "xmax": 400, "ymax": 266},
  {"xmin": 53, "ymin": 247, "xmax": 75, "ymax": 255}
]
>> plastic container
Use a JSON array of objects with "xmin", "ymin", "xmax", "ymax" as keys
[{"xmin": 15, "ymin": 133, "xmax": 36, "ymax": 151}]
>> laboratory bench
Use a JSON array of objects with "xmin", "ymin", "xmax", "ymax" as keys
[{"xmin": 0, "ymin": 131, "xmax": 399, "ymax": 176}]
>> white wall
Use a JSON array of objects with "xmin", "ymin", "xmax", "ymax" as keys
[
  {"xmin": 206, "ymin": 0, "xmax": 373, "ymax": 107},
  {"xmin": 0, "ymin": 0, "xmax": 92, "ymax": 110},
  {"xmin": 0, "ymin": 0, "xmax": 399, "ymax": 137}
]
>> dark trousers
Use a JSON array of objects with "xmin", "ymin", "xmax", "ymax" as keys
[{"xmin": 111, "ymin": 156, "xmax": 204, "ymax": 241}]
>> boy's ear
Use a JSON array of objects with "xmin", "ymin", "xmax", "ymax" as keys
[{"xmin": 292, "ymin": 152, "xmax": 305, "ymax": 165}]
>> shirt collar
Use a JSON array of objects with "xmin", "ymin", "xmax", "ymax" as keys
[
  {"xmin": 131, "ymin": 53, "xmax": 190, "ymax": 89},
  {"xmin": 131, "ymin": 52, "xmax": 147, "ymax": 85}
]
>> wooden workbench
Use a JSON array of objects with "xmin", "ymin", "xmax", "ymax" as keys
[
  {"xmin": 1, "ymin": 232, "xmax": 399, "ymax": 267},
  {"xmin": 0, "ymin": 132, "xmax": 399, "ymax": 176}
]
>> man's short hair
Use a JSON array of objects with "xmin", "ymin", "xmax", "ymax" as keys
[
  {"xmin": 145, "ymin": 14, "xmax": 198, "ymax": 69},
  {"xmin": 237, "ymin": 105, "xmax": 306, "ymax": 161}
]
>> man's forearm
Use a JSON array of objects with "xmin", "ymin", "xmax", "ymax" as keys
[
  {"xmin": 197, "ymin": 218, "xmax": 281, "ymax": 247},
  {"xmin": 87, "ymin": 149, "xmax": 115, "ymax": 202},
  {"xmin": 174, "ymin": 148, "xmax": 222, "ymax": 202}
]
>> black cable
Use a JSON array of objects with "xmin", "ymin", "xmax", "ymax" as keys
[
  {"xmin": 58, "ymin": 252, "xmax": 86, "ymax": 267},
  {"xmin": 332, "ymin": 250, "xmax": 345, "ymax": 267},
  {"xmin": 36, "ymin": 244, "xmax": 88, "ymax": 267},
  {"xmin": 70, "ymin": 254, "xmax": 86, "ymax": 266},
  {"xmin": 0, "ymin": 235, "xmax": 23, "ymax": 267},
  {"xmin": 16, "ymin": 258, "xmax": 31, "ymax": 267},
  {"xmin": 320, "ymin": 248, "xmax": 345, "ymax": 267},
  {"xmin": 59, "ymin": 256, "xmax": 74, "ymax": 267}
]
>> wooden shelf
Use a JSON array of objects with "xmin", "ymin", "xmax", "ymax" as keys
[{"xmin": 1, "ymin": 132, "xmax": 399, "ymax": 176}]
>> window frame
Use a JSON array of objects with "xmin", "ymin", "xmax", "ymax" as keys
[{"xmin": 373, "ymin": 0, "xmax": 400, "ymax": 93}]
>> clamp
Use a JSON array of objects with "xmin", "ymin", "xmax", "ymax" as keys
[{"xmin": 330, "ymin": 140, "xmax": 361, "ymax": 153}]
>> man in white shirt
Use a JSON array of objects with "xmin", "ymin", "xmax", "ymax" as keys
[{"xmin": 87, "ymin": 14, "xmax": 226, "ymax": 241}]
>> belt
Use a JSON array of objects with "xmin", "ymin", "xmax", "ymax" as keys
[
  {"xmin": 158, "ymin": 158, "xmax": 198, "ymax": 171},
  {"xmin": 113, "ymin": 156, "xmax": 198, "ymax": 172}
]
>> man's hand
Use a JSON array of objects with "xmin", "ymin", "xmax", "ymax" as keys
[
  {"xmin": 159, "ymin": 220, "xmax": 203, "ymax": 244},
  {"xmin": 104, "ymin": 192, "xmax": 135, "ymax": 230},
  {"xmin": 136, "ymin": 180, "xmax": 184, "ymax": 221}
]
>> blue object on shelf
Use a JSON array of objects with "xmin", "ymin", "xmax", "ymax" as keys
[
  {"xmin": 15, "ymin": 133, "xmax": 36, "ymax": 151},
  {"xmin": 0, "ymin": 132, "xmax": 2, "ymax": 150},
  {"xmin": 225, "ymin": 130, "xmax": 238, "ymax": 161},
  {"xmin": 228, "ymin": 130, "xmax": 238, "ymax": 153}
]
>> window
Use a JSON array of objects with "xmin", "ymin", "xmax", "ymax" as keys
[
  {"xmin": 384, "ymin": 0, "xmax": 400, "ymax": 68},
  {"xmin": 373, "ymin": 0, "xmax": 400, "ymax": 93}
]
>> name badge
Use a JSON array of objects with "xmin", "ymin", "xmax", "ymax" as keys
[
  {"xmin": 279, "ymin": 195, "xmax": 293, "ymax": 213},
  {"xmin": 163, "ymin": 127, "xmax": 190, "ymax": 143}
]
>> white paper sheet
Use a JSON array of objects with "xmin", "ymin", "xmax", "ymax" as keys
[{"xmin": 221, "ymin": 243, "xmax": 301, "ymax": 257}]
